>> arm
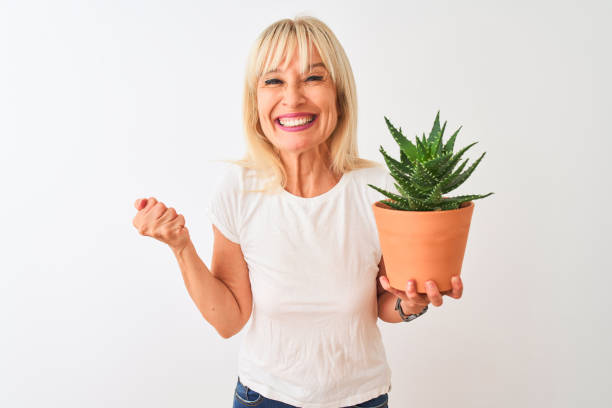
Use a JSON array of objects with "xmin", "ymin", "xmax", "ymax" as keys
[
  {"xmin": 132, "ymin": 196, "xmax": 248, "ymax": 338},
  {"xmin": 172, "ymin": 240, "xmax": 243, "ymax": 338}
]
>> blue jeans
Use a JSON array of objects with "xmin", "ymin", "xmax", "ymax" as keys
[{"xmin": 233, "ymin": 376, "xmax": 389, "ymax": 408}]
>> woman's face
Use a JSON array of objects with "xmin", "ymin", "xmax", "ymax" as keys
[{"xmin": 256, "ymin": 46, "xmax": 338, "ymax": 157}]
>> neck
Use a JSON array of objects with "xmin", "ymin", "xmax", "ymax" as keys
[{"xmin": 279, "ymin": 144, "xmax": 340, "ymax": 198}]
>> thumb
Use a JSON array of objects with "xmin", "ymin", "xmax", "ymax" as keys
[{"xmin": 380, "ymin": 276, "xmax": 399, "ymax": 295}]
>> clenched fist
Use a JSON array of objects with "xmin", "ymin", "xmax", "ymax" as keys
[{"xmin": 132, "ymin": 197, "xmax": 190, "ymax": 252}]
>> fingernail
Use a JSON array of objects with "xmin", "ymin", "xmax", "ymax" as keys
[{"xmin": 407, "ymin": 281, "xmax": 414, "ymax": 290}]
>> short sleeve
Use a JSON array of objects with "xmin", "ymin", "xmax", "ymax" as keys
[{"xmin": 206, "ymin": 165, "xmax": 242, "ymax": 244}]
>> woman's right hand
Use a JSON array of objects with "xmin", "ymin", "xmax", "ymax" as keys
[{"xmin": 132, "ymin": 197, "xmax": 191, "ymax": 252}]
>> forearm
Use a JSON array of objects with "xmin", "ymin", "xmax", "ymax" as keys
[
  {"xmin": 172, "ymin": 241, "xmax": 241, "ymax": 338},
  {"xmin": 377, "ymin": 291, "xmax": 426, "ymax": 323}
]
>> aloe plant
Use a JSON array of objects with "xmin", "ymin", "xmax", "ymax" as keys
[{"xmin": 368, "ymin": 111, "xmax": 494, "ymax": 211}]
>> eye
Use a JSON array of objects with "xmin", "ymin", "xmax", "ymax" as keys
[
  {"xmin": 263, "ymin": 75, "xmax": 324, "ymax": 86},
  {"xmin": 264, "ymin": 78, "xmax": 282, "ymax": 85}
]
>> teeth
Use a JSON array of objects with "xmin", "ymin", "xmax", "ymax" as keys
[{"xmin": 279, "ymin": 116, "xmax": 314, "ymax": 127}]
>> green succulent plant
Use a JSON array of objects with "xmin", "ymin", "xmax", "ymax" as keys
[{"xmin": 368, "ymin": 111, "xmax": 494, "ymax": 211}]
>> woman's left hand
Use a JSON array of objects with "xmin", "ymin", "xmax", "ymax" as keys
[{"xmin": 379, "ymin": 275, "xmax": 463, "ymax": 314}]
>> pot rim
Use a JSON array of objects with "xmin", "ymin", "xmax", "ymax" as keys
[{"xmin": 373, "ymin": 200, "xmax": 474, "ymax": 213}]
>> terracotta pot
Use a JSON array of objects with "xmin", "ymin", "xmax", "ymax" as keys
[{"xmin": 372, "ymin": 200, "xmax": 474, "ymax": 294}]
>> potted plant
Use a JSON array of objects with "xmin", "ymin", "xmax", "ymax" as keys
[{"xmin": 368, "ymin": 111, "xmax": 493, "ymax": 294}]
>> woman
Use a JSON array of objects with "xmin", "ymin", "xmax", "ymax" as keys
[{"xmin": 132, "ymin": 16, "xmax": 462, "ymax": 408}]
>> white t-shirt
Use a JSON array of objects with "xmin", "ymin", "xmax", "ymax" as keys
[{"xmin": 206, "ymin": 163, "xmax": 399, "ymax": 408}]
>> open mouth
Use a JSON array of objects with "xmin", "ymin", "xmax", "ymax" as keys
[{"xmin": 275, "ymin": 115, "xmax": 317, "ymax": 132}]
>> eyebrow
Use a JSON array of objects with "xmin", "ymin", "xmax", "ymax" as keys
[{"xmin": 264, "ymin": 62, "xmax": 327, "ymax": 75}]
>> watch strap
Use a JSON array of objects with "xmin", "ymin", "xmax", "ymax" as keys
[{"xmin": 394, "ymin": 297, "xmax": 428, "ymax": 322}]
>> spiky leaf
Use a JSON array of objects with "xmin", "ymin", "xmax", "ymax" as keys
[
  {"xmin": 444, "ymin": 152, "xmax": 487, "ymax": 192},
  {"xmin": 443, "ymin": 125, "xmax": 461, "ymax": 154},
  {"xmin": 384, "ymin": 117, "xmax": 417, "ymax": 162}
]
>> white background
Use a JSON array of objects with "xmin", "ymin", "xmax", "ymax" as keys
[{"xmin": 1, "ymin": 0, "xmax": 610, "ymax": 406}]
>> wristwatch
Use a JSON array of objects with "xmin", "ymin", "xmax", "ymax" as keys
[{"xmin": 395, "ymin": 297, "xmax": 428, "ymax": 322}]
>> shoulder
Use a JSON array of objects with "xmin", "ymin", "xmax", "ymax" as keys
[
  {"xmin": 208, "ymin": 163, "xmax": 249, "ymax": 205},
  {"xmin": 347, "ymin": 163, "xmax": 390, "ymax": 185},
  {"xmin": 349, "ymin": 164, "xmax": 389, "ymax": 194},
  {"xmin": 345, "ymin": 163, "xmax": 396, "ymax": 201},
  {"xmin": 211, "ymin": 163, "xmax": 274, "ymax": 201}
]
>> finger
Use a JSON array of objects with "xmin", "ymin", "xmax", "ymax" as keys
[
  {"xmin": 134, "ymin": 198, "xmax": 147, "ymax": 210},
  {"xmin": 425, "ymin": 280, "xmax": 443, "ymax": 307},
  {"xmin": 142, "ymin": 197, "xmax": 158, "ymax": 213},
  {"xmin": 449, "ymin": 276, "xmax": 463, "ymax": 299},
  {"xmin": 402, "ymin": 279, "xmax": 431, "ymax": 313},
  {"xmin": 379, "ymin": 276, "xmax": 406, "ymax": 299},
  {"xmin": 150, "ymin": 200, "xmax": 167, "ymax": 219},
  {"xmin": 169, "ymin": 215, "xmax": 187, "ymax": 235},
  {"xmin": 405, "ymin": 280, "xmax": 421, "ymax": 302},
  {"xmin": 406, "ymin": 280, "xmax": 430, "ymax": 304},
  {"xmin": 174, "ymin": 214, "xmax": 186, "ymax": 229},
  {"xmin": 160, "ymin": 212, "xmax": 184, "ymax": 238},
  {"xmin": 158, "ymin": 207, "xmax": 179, "ymax": 224}
]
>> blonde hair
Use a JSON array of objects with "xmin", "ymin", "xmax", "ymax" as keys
[{"xmin": 222, "ymin": 15, "xmax": 382, "ymax": 193}]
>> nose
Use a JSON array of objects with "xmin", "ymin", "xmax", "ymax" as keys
[{"xmin": 281, "ymin": 82, "xmax": 306, "ymax": 108}]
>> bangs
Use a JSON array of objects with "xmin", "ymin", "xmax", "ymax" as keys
[{"xmin": 250, "ymin": 21, "xmax": 325, "ymax": 86}]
